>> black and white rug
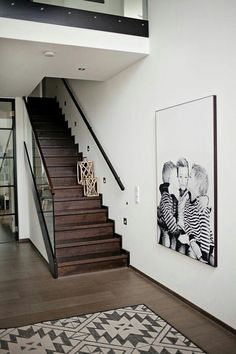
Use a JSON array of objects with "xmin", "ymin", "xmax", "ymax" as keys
[{"xmin": 0, "ymin": 304, "xmax": 206, "ymax": 353}]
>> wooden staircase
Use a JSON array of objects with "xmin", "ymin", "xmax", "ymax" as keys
[{"xmin": 27, "ymin": 97, "xmax": 129, "ymax": 277}]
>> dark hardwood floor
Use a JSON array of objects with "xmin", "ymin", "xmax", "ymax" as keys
[
  {"xmin": 0, "ymin": 223, "xmax": 15, "ymax": 243},
  {"xmin": 0, "ymin": 241, "xmax": 235, "ymax": 353}
]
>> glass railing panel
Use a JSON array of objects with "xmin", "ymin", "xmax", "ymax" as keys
[
  {"xmin": 0, "ymin": 158, "xmax": 14, "ymax": 186},
  {"xmin": 32, "ymin": 133, "xmax": 55, "ymax": 252},
  {"xmin": 0, "ymin": 186, "xmax": 15, "ymax": 216},
  {"xmin": 0, "ymin": 130, "xmax": 13, "ymax": 158},
  {"xmin": 0, "ymin": 215, "xmax": 16, "ymax": 242},
  {"xmin": 31, "ymin": 0, "xmax": 148, "ymax": 20},
  {"xmin": 0, "ymin": 102, "xmax": 13, "ymax": 129}
]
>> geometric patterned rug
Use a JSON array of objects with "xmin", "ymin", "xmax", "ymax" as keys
[{"xmin": 0, "ymin": 304, "xmax": 206, "ymax": 353}]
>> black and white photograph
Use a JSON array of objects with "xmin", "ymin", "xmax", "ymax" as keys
[{"xmin": 155, "ymin": 96, "xmax": 217, "ymax": 267}]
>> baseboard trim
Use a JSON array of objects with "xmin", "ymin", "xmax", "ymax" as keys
[
  {"xmin": 18, "ymin": 238, "xmax": 30, "ymax": 243},
  {"xmin": 130, "ymin": 265, "xmax": 236, "ymax": 335}
]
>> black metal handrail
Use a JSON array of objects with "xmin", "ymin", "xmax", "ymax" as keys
[
  {"xmin": 23, "ymin": 97, "xmax": 54, "ymax": 194},
  {"xmin": 62, "ymin": 79, "xmax": 125, "ymax": 191},
  {"xmin": 24, "ymin": 142, "xmax": 57, "ymax": 278}
]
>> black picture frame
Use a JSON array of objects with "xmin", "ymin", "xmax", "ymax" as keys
[{"xmin": 155, "ymin": 95, "xmax": 217, "ymax": 267}]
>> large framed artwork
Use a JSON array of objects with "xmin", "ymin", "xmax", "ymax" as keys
[{"xmin": 155, "ymin": 95, "xmax": 217, "ymax": 267}]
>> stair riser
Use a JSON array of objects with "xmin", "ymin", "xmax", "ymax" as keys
[
  {"xmin": 55, "ymin": 211, "xmax": 107, "ymax": 226},
  {"xmin": 58, "ymin": 257, "xmax": 128, "ymax": 276},
  {"xmin": 33, "ymin": 123, "xmax": 68, "ymax": 130},
  {"xmin": 39, "ymin": 139, "xmax": 75, "ymax": 147},
  {"xmin": 31, "ymin": 116, "xmax": 63, "ymax": 121},
  {"xmin": 57, "ymin": 240, "xmax": 121, "ymax": 258},
  {"xmin": 54, "ymin": 198, "xmax": 101, "ymax": 212},
  {"xmin": 42, "ymin": 148, "xmax": 78, "ymax": 157},
  {"xmin": 55, "ymin": 225, "xmax": 114, "ymax": 241},
  {"xmin": 51, "ymin": 177, "xmax": 77, "ymax": 186},
  {"xmin": 48, "ymin": 166, "xmax": 77, "ymax": 177},
  {"xmin": 29, "ymin": 108, "xmax": 60, "ymax": 115},
  {"xmin": 36, "ymin": 130, "xmax": 71, "ymax": 138},
  {"xmin": 54, "ymin": 188, "xmax": 84, "ymax": 198},
  {"xmin": 45, "ymin": 156, "xmax": 82, "ymax": 166}
]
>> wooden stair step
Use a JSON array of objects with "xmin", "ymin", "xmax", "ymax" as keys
[
  {"xmin": 53, "ymin": 185, "xmax": 84, "ymax": 198},
  {"xmin": 33, "ymin": 121, "xmax": 67, "ymax": 127},
  {"xmin": 54, "ymin": 208, "xmax": 108, "ymax": 225},
  {"xmin": 56, "ymin": 236, "xmax": 121, "ymax": 258},
  {"xmin": 56, "ymin": 236, "xmax": 120, "ymax": 248},
  {"xmin": 36, "ymin": 131, "xmax": 72, "ymax": 138},
  {"xmin": 58, "ymin": 251, "xmax": 123, "ymax": 263},
  {"xmin": 42, "ymin": 148, "xmax": 79, "ymax": 157},
  {"xmin": 54, "ymin": 195, "xmax": 100, "ymax": 202},
  {"xmin": 45, "ymin": 156, "xmax": 82, "ymax": 167},
  {"xmin": 55, "ymin": 222, "xmax": 114, "ymax": 241},
  {"xmin": 54, "ymin": 196, "xmax": 101, "ymax": 211},
  {"xmin": 40, "ymin": 140, "xmax": 75, "ymax": 147},
  {"xmin": 56, "ymin": 234, "xmax": 113, "ymax": 244},
  {"xmin": 55, "ymin": 220, "xmax": 114, "ymax": 232},
  {"xmin": 48, "ymin": 166, "xmax": 77, "ymax": 177},
  {"xmin": 51, "ymin": 176, "xmax": 78, "ymax": 187},
  {"xmin": 31, "ymin": 114, "xmax": 62, "ymax": 119},
  {"xmin": 57, "ymin": 252, "xmax": 129, "ymax": 277},
  {"xmin": 55, "ymin": 208, "xmax": 107, "ymax": 216},
  {"xmin": 39, "ymin": 136, "xmax": 73, "ymax": 140}
]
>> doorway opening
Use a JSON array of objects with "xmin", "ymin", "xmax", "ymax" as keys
[{"xmin": 0, "ymin": 99, "xmax": 18, "ymax": 243}]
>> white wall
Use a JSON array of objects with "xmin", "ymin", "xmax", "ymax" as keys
[
  {"xmin": 15, "ymin": 98, "xmax": 30, "ymax": 240},
  {"xmin": 124, "ymin": 0, "xmax": 143, "ymax": 19},
  {"xmin": 46, "ymin": 0, "xmax": 236, "ymax": 329}
]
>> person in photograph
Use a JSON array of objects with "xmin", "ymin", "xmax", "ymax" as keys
[
  {"xmin": 158, "ymin": 161, "xmax": 180, "ymax": 250},
  {"xmin": 184, "ymin": 164, "xmax": 214, "ymax": 264},
  {"xmin": 176, "ymin": 158, "xmax": 190, "ymax": 254}
]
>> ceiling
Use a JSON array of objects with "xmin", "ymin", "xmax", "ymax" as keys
[{"xmin": 0, "ymin": 36, "xmax": 148, "ymax": 97}]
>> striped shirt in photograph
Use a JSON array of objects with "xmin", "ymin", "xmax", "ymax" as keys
[
  {"xmin": 159, "ymin": 191, "xmax": 178, "ymax": 234},
  {"xmin": 184, "ymin": 196, "xmax": 214, "ymax": 260}
]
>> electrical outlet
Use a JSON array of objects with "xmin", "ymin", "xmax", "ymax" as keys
[
  {"xmin": 123, "ymin": 218, "xmax": 127, "ymax": 225},
  {"xmin": 74, "ymin": 121, "xmax": 77, "ymax": 127},
  {"xmin": 87, "ymin": 146, "xmax": 90, "ymax": 152},
  {"xmin": 103, "ymin": 177, "xmax": 106, "ymax": 184}
]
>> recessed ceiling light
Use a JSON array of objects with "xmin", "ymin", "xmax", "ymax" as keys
[{"xmin": 43, "ymin": 50, "xmax": 55, "ymax": 57}]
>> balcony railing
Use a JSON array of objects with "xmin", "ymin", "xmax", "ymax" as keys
[{"xmin": 0, "ymin": 0, "xmax": 148, "ymax": 37}]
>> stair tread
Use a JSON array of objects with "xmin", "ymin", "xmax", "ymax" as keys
[
  {"xmin": 41, "ymin": 144, "xmax": 75, "ymax": 147},
  {"xmin": 56, "ymin": 235, "xmax": 113, "ymax": 244},
  {"xmin": 55, "ymin": 221, "xmax": 113, "ymax": 231},
  {"xmin": 55, "ymin": 208, "xmax": 106, "ymax": 216},
  {"xmin": 58, "ymin": 252, "xmax": 128, "ymax": 267},
  {"xmin": 53, "ymin": 185, "xmax": 82, "ymax": 190},
  {"xmin": 39, "ymin": 137, "xmax": 72, "ymax": 140},
  {"xmin": 45, "ymin": 155, "xmax": 79, "ymax": 159},
  {"xmin": 56, "ymin": 236, "xmax": 120, "ymax": 249},
  {"xmin": 42, "ymin": 146, "xmax": 76, "ymax": 148},
  {"xmin": 54, "ymin": 196, "xmax": 100, "ymax": 202},
  {"xmin": 51, "ymin": 174, "xmax": 77, "ymax": 178}
]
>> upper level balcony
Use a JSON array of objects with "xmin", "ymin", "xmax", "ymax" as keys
[{"xmin": 0, "ymin": 0, "xmax": 149, "ymax": 97}]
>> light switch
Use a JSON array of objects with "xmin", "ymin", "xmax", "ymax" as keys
[{"xmin": 135, "ymin": 185, "xmax": 140, "ymax": 204}]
